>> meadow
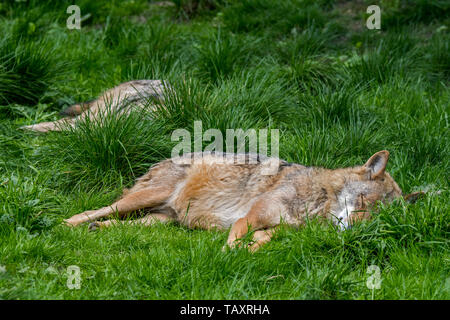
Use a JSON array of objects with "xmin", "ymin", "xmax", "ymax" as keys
[{"xmin": 0, "ymin": 0, "xmax": 448, "ymax": 299}]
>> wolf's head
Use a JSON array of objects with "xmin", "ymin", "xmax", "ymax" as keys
[{"xmin": 334, "ymin": 150, "xmax": 419, "ymax": 229}]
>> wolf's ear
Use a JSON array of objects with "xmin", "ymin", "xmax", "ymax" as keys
[
  {"xmin": 363, "ymin": 150, "xmax": 389, "ymax": 179},
  {"xmin": 404, "ymin": 191, "xmax": 425, "ymax": 203}
]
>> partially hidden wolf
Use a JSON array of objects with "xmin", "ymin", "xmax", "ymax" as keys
[
  {"xmin": 21, "ymin": 80, "xmax": 168, "ymax": 132},
  {"xmin": 64, "ymin": 150, "xmax": 421, "ymax": 251}
]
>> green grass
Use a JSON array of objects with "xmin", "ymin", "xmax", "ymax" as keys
[{"xmin": 0, "ymin": 0, "xmax": 449, "ymax": 299}]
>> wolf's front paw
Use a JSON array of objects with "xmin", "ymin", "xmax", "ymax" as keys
[
  {"xmin": 221, "ymin": 241, "xmax": 236, "ymax": 252},
  {"xmin": 63, "ymin": 211, "xmax": 96, "ymax": 227},
  {"xmin": 226, "ymin": 239, "xmax": 237, "ymax": 249},
  {"xmin": 63, "ymin": 213, "xmax": 88, "ymax": 227},
  {"xmin": 223, "ymin": 238, "xmax": 243, "ymax": 251}
]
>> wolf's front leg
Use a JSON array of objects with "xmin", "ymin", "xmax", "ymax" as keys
[
  {"xmin": 63, "ymin": 210, "xmax": 100, "ymax": 227},
  {"xmin": 248, "ymin": 227, "xmax": 277, "ymax": 252},
  {"xmin": 225, "ymin": 198, "xmax": 283, "ymax": 249}
]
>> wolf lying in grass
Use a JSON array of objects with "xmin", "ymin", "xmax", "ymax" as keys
[
  {"xmin": 64, "ymin": 150, "xmax": 422, "ymax": 251},
  {"xmin": 21, "ymin": 80, "xmax": 168, "ymax": 132}
]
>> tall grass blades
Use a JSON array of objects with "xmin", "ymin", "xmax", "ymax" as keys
[
  {"xmin": 0, "ymin": 38, "xmax": 65, "ymax": 108},
  {"xmin": 45, "ymin": 102, "xmax": 174, "ymax": 189}
]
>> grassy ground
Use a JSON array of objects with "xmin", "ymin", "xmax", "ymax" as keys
[{"xmin": 0, "ymin": 0, "xmax": 449, "ymax": 299}]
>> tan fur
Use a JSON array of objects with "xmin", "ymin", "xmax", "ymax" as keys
[
  {"xmin": 64, "ymin": 151, "xmax": 411, "ymax": 251},
  {"xmin": 20, "ymin": 80, "xmax": 169, "ymax": 132}
]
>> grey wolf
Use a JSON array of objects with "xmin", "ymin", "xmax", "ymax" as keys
[{"xmin": 64, "ymin": 150, "xmax": 421, "ymax": 251}]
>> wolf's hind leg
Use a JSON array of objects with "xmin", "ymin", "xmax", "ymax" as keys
[
  {"xmin": 88, "ymin": 213, "xmax": 174, "ymax": 231},
  {"xmin": 64, "ymin": 186, "xmax": 172, "ymax": 227}
]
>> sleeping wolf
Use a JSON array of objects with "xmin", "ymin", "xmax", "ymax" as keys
[
  {"xmin": 64, "ymin": 150, "xmax": 422, "ymax": 251},
  {"xmin": 21, "ymin": 80, "xmax": 168, "ymax": 132}
]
